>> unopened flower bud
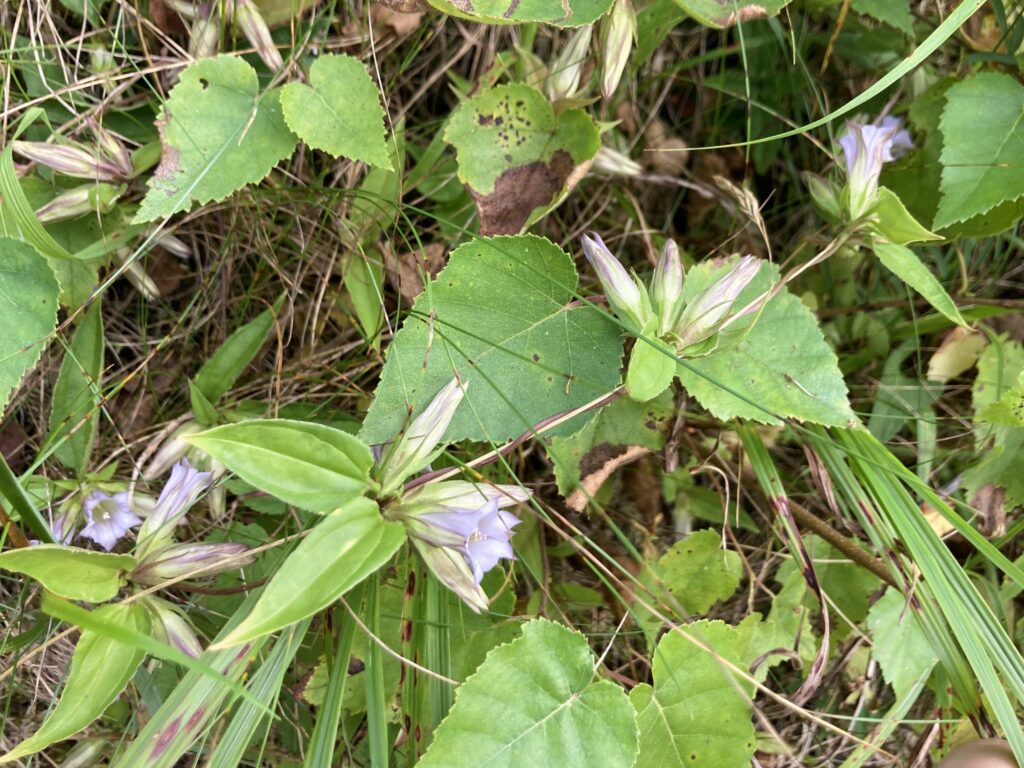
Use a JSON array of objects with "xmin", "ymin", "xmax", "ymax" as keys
[
  {"xmin": 601, "ymin": 0, "xmax": 635, "ymax": 99},
  {"xmin": 231, "ymin": 0, "xmax": 283, "ymax": 71},
  {"xmin": 545, "ymin": 25, "xmax": 592, "ymax": 101},
  {"xmin": 132, "ymin": 542, "xmax": 253, "ymax": 585},
  {"xmin": 13, "ymin": 141, "xmax": 124, "ymax": 182},
  {"xmin": 674, "ymin": 256, "xmax": 761, "ymax": 352},
  {"xmin": 592, "ymin": 146, "xmax": 641, "ymax": 177},
  {"xmin": 144, "ymin": 422, "xmax": 203, "ymax": 481},
  {"xmin": 116, "ymin": 250, "xmax": 160, "ymax": 300},
  {"xmin": 581, "ymin": 233, "xmax": 652, "ymax": 330},
  {"xmin": 189, "ymin": 5, "xmax": 221, "ymax": 59},
  {"xmin": 803, "ymin": 171, "xmax": 842, "ymax": 222},
  {"xmin": 149, "ymin": 600, "xmax": 204, "ymax": 658},
  {"xmin": 35, "ymin": 183, "xmax": 123, "ymax": 223},
  {"xmin": 652, "ymin": 239, "xmax": 684, "ymax": 336},
  {"xmin": 412, "ymin": 538, "xmax": 489, "ymax": 612},
  {"xmin": 156, "ymin": 233, "xmax": 192, "ymax": 260},
  {"xmin": 378, "ymin": 378, "xmax": 465, "ymax": 496},
  {"xmin": 88, "ymin": 119, "xmax": 134, "ymax": 178}
]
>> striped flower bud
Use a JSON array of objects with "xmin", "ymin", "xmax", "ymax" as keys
[
  {"xmin": 35, "ymin": 183, "xmax": 123, "ymax": 224},
  {"xmin": 545, "ymin": 25, "xmax": 593, "ymax": 102},
  {"xmin": 652, "ymin": 239, "xmax": 684, "ymax": 336},
  {"xmin": 90, "ymin": 120, "xmax": 134, "ymax": 178},
  {"xmin": 13, "ymin": 141, "xmax": 124, "ymax": 182},
  {"xmin": 132, "ymin": 542, "xmax": 253, "ymax": 585},
  {"xmin": 601, "ymin": 0, "xmax": 636, "ymax": 99},
  {"xmin": 412, "ymin": 538, "xmax": 490, "ymax": 612},
  {"xmin": 189, "ymin": 4, "xmax": 221, "ymax": 60},
  {"xmin": 592, "ymin": 146, "xmax": 642, "ymax": 177},
  {"xmin": 674, "ymin": 256, "xmax": 761, "ymax": 352},
  {"xmin": 148, "ymin": 599, "xmax": 204, "ymax": 658},
  {"xmin": 581, "ymin": 233, "xmax": 652, "ymax": 330},
  {"xmin": 231, "ymin": 0, "xmax": 283, "ymax": 71}
]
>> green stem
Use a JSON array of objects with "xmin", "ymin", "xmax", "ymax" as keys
[
  {"xmin": 0, "ymin": 453, "xmax": 53, "ymax": 544},
  {"xmin": 364, "ymin": 576, "xmax": 390, "ymax": 767}
]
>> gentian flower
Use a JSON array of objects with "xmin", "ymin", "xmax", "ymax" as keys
[
  {"xmin": 838, "ymin": 116, "xmax": 913, "ymax": 219},
  {"xmin": 377, "ymin": 378, "xmax": 465, "ymax": 496},
  {"xmin": 79, "ymin": 491, "xmax": 141, "ymax": 551},
  {"xmin": 419, "ymin": 497, "xmax": 522, "ymax": 584},
  {"xmin": 673, "ymin": 255, "xmax": 761, "ymax": 352},
  {"xmin": 652, "ymin": 239, "xmax": 684, "ymax": 336},
  {"xmin": 132, "ymin": 542, "xmax": 254, "ymax": 585},
  {"xmin": 136, "ymin": 460, "xmax": 212, "ymax": 558},
  {"xmin": 581, "ymin": 233, "xmax": 653, "ymax": 330}
]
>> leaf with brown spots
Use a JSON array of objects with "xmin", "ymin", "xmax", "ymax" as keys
[{"xmin": 444, "ymin": 83, "xmax": 599, "ymax": 235}]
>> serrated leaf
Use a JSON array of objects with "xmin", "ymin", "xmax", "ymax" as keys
[
  {"xmin": 419, "ymin": 618, "xmax": 638, "ymax": 768},
  {"xmin": 630, "ymin": 620, "xmax": 755, "ymax": 767},
  {"xmin": 186, "ymin": 419, "xmax": 373, "ymax": 513},
  {"xmin": 852, "ymin": 0, "xmax": 913, "ymax": 34},
  {"xmin": 654, "ymin": 529, "xmax": 743, "ymax": 615},
  {"xmin": 934, "ymin": 72, "xmax": 1024, "ymax": 230},
  {"xmin": 0, "ymin": 545, "xmax": 135, "ymax": 602},
  {"xmin": 872, "ymin": 241, "xmax": 965, "ymax": 327},
  {"xmin": 672, "ymin": 0, "xmax": 791, "ymax": 28},
  {"xmin": 0, "ymin": 602, "xmax": 149, "ymax": 763},
  {"xmin": 216, "ymin": 498, "xmax": 405, "ymax": 647},
  {"xmin": 867, "ymin": 588, "xmax": 937, "ymax": 699},
  {"xmin": 444, "ymin": 84, "xmax": 600, "ymax": 234},
  {"xmin": 675, "ymin": 260, "xmax": 855, "ymax": 426},
  {"xmin": 136, "ymin": 56, "xmax": 297, "ymax": 221},
  {"xmin": 48, "ymin": 300, "xmax": 103, "ymax": 473},
  {"xmin": 0, "ymin": 237, "xmax": 59, "ymax": 413},
  {"xmin": 359, "ymin": 235, "xmax": 623, "ymax": 445},
  {"xmin": 978, "ymin": 373, "xmax": 1024, "ymax": 427},
  {"xmin": 549, "ymin": 390, "xmax": 673, "ymax": 496},
  {"xmin": 280, "ymin": 54, "xmax": 391, "ymax": 169},
  {"xmin": 426, "ymin": 0, "xmax": 613, "ymax": 26}
]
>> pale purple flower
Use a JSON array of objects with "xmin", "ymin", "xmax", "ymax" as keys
[
  {"xmin": 674, "ymin": 255, "xmax": 761, "ymax": 351},
  {"xmin": 79, "ymin": 491, "xmax": 141, "ymax": 551},
  {"xmin": 132, "ymin": 542, "xmax": 253, "ymax": 585},
  {"xmin": 136, "ymin": 460, "xmax": 212, "ymax": 557},
  {"xmin": 419, "ymin": 497, "xmax": 522, "ymax": 584},
  {"xmin": 838, "ymin": 116, "xmax": 913, "ymax": 218},
  {"xmin": 582, "ymin": 233, "xmax": 652, "ymax": 330}
]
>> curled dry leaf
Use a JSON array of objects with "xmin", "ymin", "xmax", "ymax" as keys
[
  {"xmin": 927, "ymin": 327, "xmax": 987, "ymax": 383},
  {"xmin": 566, "ymin": 444, "xmax": 650, "ymax": 512}
]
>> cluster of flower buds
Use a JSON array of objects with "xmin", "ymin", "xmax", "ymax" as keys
[{"xmin": 376, "ymin": 379, "xmax": 531, "ymax": 612}]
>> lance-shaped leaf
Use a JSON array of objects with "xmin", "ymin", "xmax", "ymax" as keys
[
  {"xmin": 427, "ymin": 0, "xmax": 613, "ymax": 26},
  {"xmin": 214, "ymin": 498, "xmax": 405, "ymax": 647},
  {"xmin": 0, "ymin": 602, "xmax": 149, "ymax": 763},
  {"xmin": 0, "ymin": 238, "xmax": 59, "ymax": 413},
  {"xmin": 0, "ymin": 545, "xmax": 135, "ymax": 603},
  {"xmin": 185, "ymin": 420, "xmax": 374, "ymax": 513},
  {"xmin": 419, "ymin": 618, "xmax": 638, "ymax": 767},
  {"xmin": 359, "ymin": 235, "xmax": 623, "ymax": 445},
  {"xmin": 280, "ymin": 53, "xmax": 391, "ymax": 169},
  {"xmin": 673, "ymin": 0, "xmax": 792, "ymax": 28},
  {"xmin": 136, "ymin": 55, "xmax": 297, "ymax": 221},
  {"xmin": 444, "ymin": 84, "xmax": 599, "ymax": 235},
  {"xmin": 630, "ymin": 620, "xmax": 755, "ymax": 767}
]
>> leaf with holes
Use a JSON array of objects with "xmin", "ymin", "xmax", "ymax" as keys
[
  {"xmin": 631, "ymin": 619, "xmax": 755, "ymax": 767},
  {"xmin": 0, "ymin": 238, "xmax": 59, "ymax": 413},
  {"xmin": 359, "ymin": 235, "xmax": 623, "ymax": 445},
  {"xmin": 675, "ymin": 259, "xmax": 855, "ymax": 426},
  {"xmin": 418, "ymin": 618, "xmax": 638, "ymax": 768},
  {"xmin": 427, "ymin": 0, "xmax": 613, "ymax": 27},
  {"xmin": 934, "ymin": 72, "xmax": 1024, "ymax": 229},
  {"xmin": 444, "ymin": 84, "xmax": 599, "ymax": 235},
  {"xmin": 280, "ymin": 54, "xmax": 390, "ymax": 169},
  {"xmin": 136, "ymin": 56, "xmax": 297, "ymax": 221}
]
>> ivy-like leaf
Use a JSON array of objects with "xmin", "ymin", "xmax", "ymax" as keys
[
  {"xmin": 934, "ymin": 72, "xmax": 1024, "ymax": 230},
  {"xmin": 672, "ymin": 0, "xmax": 791, "ymax": 28},
  {"xmin": 630, "ymin": 619, "xmax": 755, "ymax": 767},
  {"xmin": 359, "ymin": 235, "xmax": 623, "ymax": 445},
  {"xmin": 427, "ymin": 0, "xmax": 613, "ymax": 26},
  {"xmin": 419, "ymin": 618, "xmax": 638, "ymax": 767},
  {"xmin": 444, "ymin": 84, "xmax": 600, "ymax": 235},
  {"xmin": 280, "ymin": 54, "xmax": 391, "ymax": 169},
  {"xmin": 675, "ymin": 260, "xmax": 855, "ymax": 426},
  {"xmin": 0, "ymin": 238, "xmax": 59, "ymax": 413},
  {"xmin": 136, "ymin": 56, "xmax": 297, "ymax": 221}
]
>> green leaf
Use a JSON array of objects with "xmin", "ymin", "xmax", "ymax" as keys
[
  {"xmin": 419, "ymin": 618, "xmax": 638, "ymax": 767},
  {"xmin": 867, "ymin": 588, "xmax": 937, "ymax": 700},
  {"xmin": 672, "ymin": 0, "xmax": 791, "ymax": 28},
  {"xmin": 280, "ymin": 54, "xmax": 391, "ymax": 169},
  {"xmin": 0, "ymin": 545, "xmax": 134, "ymax": 602},
  {"xmin": 852, "ymin": 0, "xmax": 913, "ymax": 34},
  {"xmin": 978, "ymin": 372, "xmax": 1024, "ymax": 427},
  {"xmin": 653, "ymin": 529, "xmax": 743, "ymax": 615},
  {"xmin": 186, "ymin": 419, "xmax": 374, "ymax": 513},
  {"xmin": 0, "ymin": 602, "xmax": 149, "ymax": 763},
  {"xmin": 342, "ymin": 250, "xmax": 385, "ymax": 346},
  {"xmin": 549, "ymin": 390, "xmax": 673, "ymax": 496},
  {"xmin": 444, "ymin": 84, "xmax": 600, "ymax": 235},
  {"xmin": 426, "ymin": 0, "xmax": 613, "ymax": 26},
  {"xmin": 871, "ymin": 241, "xmax": 965, "ymax": 327},
  {"xmin": 215, "ymin": 498, "xmax": 405, "ymax": 647},
  {"xmin": 675, "ymin": 260, "xmax": 855, "ymax": 426},
  {"xmin": 0, "ymin": 237, "xmax": 59, "ymax": 413},
  {"xmin": 136, "ymin": 56, "xmax": 297, "ymax": 221},
  {"xmin": 47, "ymin": 300, "xmax": 103, "ymax": 473},
  {"xmin": 193, "ymin": 297, "xmax": 283, "ymax": 406},
  {"xmin": 870, "ymin": 187, "xmax": 941, "ymax": 245},
  {"xmin": 359, "ymin": 235, "xmax": 623, "ymax": 445},
  {"xmin": 626, "ymin": 335, "xmax": 677, "ymax": 403},
  {"xmin": 934, "ymin": 72, "xmax": 1024, "ymax": 230},
  {"xmin": 630, "ymin": 620, "xmax": 755, "ymax": 767}
]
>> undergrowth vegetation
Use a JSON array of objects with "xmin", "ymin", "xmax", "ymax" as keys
[{"xmin": 2, "ymin": 0, "xmax": 1024, "ymax": 765}]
